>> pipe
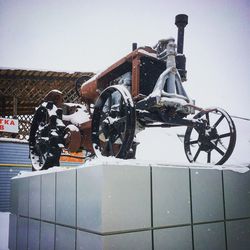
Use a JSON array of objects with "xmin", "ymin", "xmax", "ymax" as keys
[
  {"xmin": 132, "ymin": 43, "xmax": 137, "ymax": 51},
  {"xmin": 175, "ymin": 14, "xmax": 188, "ymax": 54},
  {"xmin": 175, "ymin": 14, "xmax": 188, "ymax": 81}
]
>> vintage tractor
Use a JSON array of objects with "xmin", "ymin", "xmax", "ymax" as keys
[{"xmin": 29, "ymin": 14, "xmax": 236, "ymax": 171}]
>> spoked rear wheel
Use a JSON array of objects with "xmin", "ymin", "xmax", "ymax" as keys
[
  {"xmin": 29, "ymin": 102, "xmax": 65, "ymax": 171},
  {"xmin": 92, "ymin": 85, "xmax": 136, "ymax": 159},
  {"xmin": 184, "ymin": 107, "xmax": 236, "ymax": 165}
]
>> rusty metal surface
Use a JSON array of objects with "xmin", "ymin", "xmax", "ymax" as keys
[
  {"xmin": 132, "ymin": 57, "xmax": 141, "ymax": 97},
  {"xmin": 80, "ymin": 80, "xmax": 98, "ymax": 104},
  {"xmin": 80, "ymin": 48, "xmax": 157, "ymax": 103},
  {"xmin": 64, "ymin": 126, "xmax": 81, "ymax": 152},
  {"xmin": 79, "ymin": 121, "xmax": 93, "ymax": 153}
]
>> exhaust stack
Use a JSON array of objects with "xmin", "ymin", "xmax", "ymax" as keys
[
  {"xmin": 132, "ymin": 43, "xmax": 137, "ymax": 51},
  {"xmin": 175, "ymin": 14, "xmax": 188, "ymax": 81}
]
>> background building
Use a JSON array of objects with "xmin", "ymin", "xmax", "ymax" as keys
[{"xmin": 0, "ymin": 68, "xmax": 94, "ymax": 211}]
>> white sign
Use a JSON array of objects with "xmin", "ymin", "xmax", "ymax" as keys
[{"xmin": 0, "ymin": 117, "xmax": 19, "ymax": 133}]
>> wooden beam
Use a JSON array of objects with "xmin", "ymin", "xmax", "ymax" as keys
[
  {"xmin": 13, "ymin": 96, "xmax": 18, "ymax": 117},
  {"xmin": 1, "ymin": 96, "xmax": 6, "ymax": 117}
]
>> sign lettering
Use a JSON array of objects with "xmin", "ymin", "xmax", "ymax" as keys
[{"xmin": 0, "ymin": 117, "xmax": 19, "ymax": 133}]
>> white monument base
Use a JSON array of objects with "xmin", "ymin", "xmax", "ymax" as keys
[{"xmin": 8, "ymin": 159, "xmax": 250, "ymax": 250}]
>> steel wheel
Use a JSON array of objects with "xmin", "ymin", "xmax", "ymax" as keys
[
  {"xmin": 184, "ymin": 107, "xmax": 236, "ymax": 165},
  {"xmin": 92, "ymin": 85, "xmax": 136, "ymax": 159},
  {"xmin": 29, "ymin": 102, "xmax": 65, "ymax": 171}
]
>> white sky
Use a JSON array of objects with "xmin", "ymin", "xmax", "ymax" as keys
[
  {"xmin": 0, "ymin": 0, "xmax": 249, "ymax": 119},
  {"xmin": 0, "ymin": 6, "xmax": 249, "ymax": 247}
]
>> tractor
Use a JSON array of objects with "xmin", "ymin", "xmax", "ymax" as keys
[{"xmin": 29, "ymin": 14, "xmax": 236, "ymax": 170}]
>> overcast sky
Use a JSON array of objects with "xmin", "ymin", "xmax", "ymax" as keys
[{"xmin": 0, "ymin": 0, "xmax": 249, "ymax": 119}]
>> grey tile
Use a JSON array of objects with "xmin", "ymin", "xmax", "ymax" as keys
[
  {"xmin": 41, "ymin": 172, "xmax": 55, "ymax": 222},
  {"xmin": 191, "ymin": 168, "xmax": 224, "ymax": 223},
  {"xmin": 10, "ymin": 178, "xmax": 18, "ymax": 215},
  {"xmin": 77, "ymin": 230, "xmax": 152, "ymax": 250},
  {"xmin": 40, "ymin": 221, "xmax": 55, "ymax": 250},
  {"xmin": 17, "ymin": 216, "xmax": 28, "ymax": 250},
  {"xmin": 77, "ymin": 165, "xmax": 151, "ymax": 233},
  {"xmin": 9, "ymin": 214, "xmax": 17, "ymax": 250},
  {"xmin": 224, "ymin": 170, "xmax": 250, "ymax": 219},
  {"xmin": 102, "ymin": 165, "xmax": 151, "ymax": 233},
  {"xmin": 193, "ymin": 222, "xmax": 226, "ymax": 250},
  {"xmin": 226, "ymin": 219, "xmax": 250, "ymax": 250},
  {"xmin": 77, "ymin": 230, "xmax": 102, "ymax": 250},
  {"xmin": 152, "ymin": 166, "xmax": 191, "ymax": 227},
  {"xmin": 29, "ymin": 175, "xmax": 41, "ymax": 219},
  {"xmin": 55, "ymin": 225, "xmax": 76, "ymax": 250},
  {"xmin": 104, "ymin": 230, "xmax": 152, "ymax": 250},
  {"xmin": 28, "ymin": 219, "xmax": 40, "ymax": 250},
  {"xmin": 154, "ymin": 226, "xmax": 192, "ymax": 250},
  {"xmin": 18, "ymin": 177, "xmax": 29, "ymax": 216},
  {"xmin": 56, "ymin": 169, "xmax": 76, "ymax": 227},
  {"xmin": 77, "ymin": 166, "xmax": 102, "ymax": 232}
]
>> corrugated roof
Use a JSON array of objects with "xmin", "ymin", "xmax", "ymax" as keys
[
  {"xmin": 0, "ymin": 68, "xmax": 94, "ymax": 116},
  {"xmin": 0, "ymin": 68, "xmax": 93, "ymax": 81}
]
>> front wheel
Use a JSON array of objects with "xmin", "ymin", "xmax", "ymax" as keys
[
  {"xmin": 184, "ymin": 107, "xmax": 236, "ymax": 165},
  {"xmin": 91, "ymin": 85, "xmax": 136, "ymax": 159}
]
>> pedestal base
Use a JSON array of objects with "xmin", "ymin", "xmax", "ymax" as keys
[{"xmin": 9, "ymin": 161, "xmax": 250, "ymax": 250}]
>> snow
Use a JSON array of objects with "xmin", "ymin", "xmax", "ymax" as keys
[
  {"xmin": 136, "ymin": 126, "xmax": 188, "ymax": 162},
  {"xmin": 13, "ymin": 166, "xmax": 76, "ymax": 178},
  {"xmin": 28, "ymin": 115, "xmax": 250, "ymax": 171},
  {"xmin": 138, "ymin": 49, "xmax": 157, "ymax": 58},
  {"xmin": 226, "ymin": 118, "xmax": 250, "ymax": 166},
  {"xmin": 66, "ymin": 124, "xmax": 80, "ymax": 132},
  {"xmin": 64, "ymin": 102, "xmax": 81, "ymax": 107},
  {"xmin": 83, "ymin": 155, "xmax": 152, "ymax": 168},
  {"xmin": 117, "ymin": 72, "xmax": 131, "ymax": 86},
  {"xmin": 41, "ymin": 102, "xmax": 57, "ymax": 116},
  {"xmin": 50, "ymin": 89, "xmax": 62, "ymax": 94},
  {"xmin": 110, "ymin": 85, "xmax": 134, "ymax": 107},
  {"xmin": 50, "ymin": 131, "xmax": 58, "ymax": 136},
  {"xmin": 84, "ymin": 117, "xmax": 250, "ymax": 173},
  {"xmin": 212, "ymin": 165, "xmax": 249, "ymax": 174},
  {"xmin": 135, "ymin": 117, "xmax": 250, "ymax": 168},
  {"xmin": 0, "ymin": 137, "xmax": 28, "ymax": 144},
  {"xmin": 56, "ymin": 118, "xmax": 65, "ymax": 127},
  {"xmin": 82, "ymin": 152, "xmax": 249, "ymax": 174},
  {"xmin": 0, "ymin": 212, "xmax": 9, "ymax": 250},
  {"xmin": 80, "ymin": 70, "xmax": 101, "ymax": 86},
  {"xmin": 63, "ymin": 105, "xmax": 90, "ymax": 126},
  {"xmin": 0, "ymin": 66, "xmax": 78, "ymax": 75}
]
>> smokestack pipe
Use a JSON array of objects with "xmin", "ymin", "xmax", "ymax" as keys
[
  {"xmin": 175, "ymin": 14, "xmax": 188, "ymax": 81},
  {"xmin": 132, "ymin": 43, "xmax": 137, "ymax": 51},
  {"xmin": 175, "ymin": 14, "xmax": 188, "ymax": 54}
]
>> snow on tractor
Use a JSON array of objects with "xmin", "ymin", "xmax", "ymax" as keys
[{"xmin": 29, "ymin": 14, "xmax": 236, "ymax": 171}]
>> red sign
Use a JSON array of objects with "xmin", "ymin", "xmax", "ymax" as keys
[{"xmin": 0, "ymin": 117, "xmax": 19, "ymax": 133}]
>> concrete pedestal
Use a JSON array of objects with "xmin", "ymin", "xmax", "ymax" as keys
[{"xmin": 9, "ymin": 161, "xmax": 250, "ymax": 250}]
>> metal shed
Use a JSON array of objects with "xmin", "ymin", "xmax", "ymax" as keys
[
  {"xmin": 0, "ymin": 139, "xmax": 31, "ymax": 211},
  {"xmin": 0, "ymin": 68, "xmax": 93, "ymax": 212}
]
